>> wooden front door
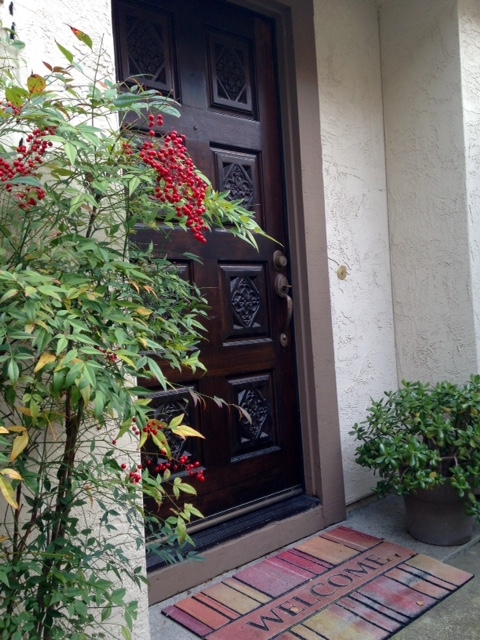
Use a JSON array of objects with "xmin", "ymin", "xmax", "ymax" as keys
[{"xmin": 114, "ymin": 0, "xmax": 303, "ymax": 520}]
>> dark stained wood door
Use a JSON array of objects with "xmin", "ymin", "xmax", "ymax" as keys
[{"xmin": 114, "ymin": 0, "xmax": 303, "ymax": 519}]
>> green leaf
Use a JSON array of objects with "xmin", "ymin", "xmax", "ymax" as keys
[
  {"xmin": 7, "ymin": 358, "xmax": 19, "ymax": 384},
  {"xmin": 56, "ymin": 41, "xmax": 74, "ymax": 63},
  {"xmin": 80, "ymin": 385, "xmax": 91, "ymax": 405},
  {"xmin": 0, "ymin": 289, "xmax": 18, "ymax": 303},
  {"xmin": 56, "ymin": 335, "xmax": 69, "ymax": 354},
  {"xmin": 65, "ymin": 361, "xmax": 83, "ymax": 388},
  {"xmin": 5, "ymin": 86, "xmax": 28, "ymax": 108},
  {"xmin": 0, "ymin": 569, "xmax": 10, "ymax": 587},
  {"xmin": 101, "ymin": 605, "xmax": 112, "ymax": 622},
  {"xmin": 9, "ymin": 175, "xmax": 43, "ymax": 187},
  {"xmin": 64, "ymin": 141, "xmax": 77, "ymax": 165},
  {"xmin": 111, "ymin": 588, "xmax": 127, "ymax": 606},
  {"xmin": 128, "ymin": 176, "xmax": 141, "ymax": 196},
  {"xmin": 122, "ymin": 627, "xmax": 132, "ymax": 640},
  {"xmin": 147, "ymin": 357, "xmax": 167, "ymax": 388},
  {"xmin": 178, "ymin": 483, "xmax": 197, "ymax": 495},
  {"xmin": 94, "ymin": 390, "xmax": 105, "ymax": 418}
]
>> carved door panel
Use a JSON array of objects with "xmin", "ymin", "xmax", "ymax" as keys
[{"xmin": 114, "ymin": 0, "xmax": 302, "ymax": 519}]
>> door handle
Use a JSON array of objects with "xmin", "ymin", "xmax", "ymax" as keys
[{"xmin": 275, "ymin": 274, "xmax": 293, "ymax": 347}]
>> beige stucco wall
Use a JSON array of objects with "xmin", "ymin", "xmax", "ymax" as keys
[
  {"xmin": 6, "ymin": 1, "xmax": 151, "ymax": 637},
  {"xmin": 459, "ymin": 0, "xmax": 480, "ymax": 359},
  {"xmin": 314, "ymin": 0, "xmax": 397, "ymax": 503},
  {"xmin": 381, "ymin": 0, "xmax": 478, "ymax": 383}
]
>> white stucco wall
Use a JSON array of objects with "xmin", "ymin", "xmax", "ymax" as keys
[
  {"xmin": 459, "ymin": 0, "xmax": 480, "ymax": 360},
  {"xmin": 381, "ymin": 0, "xmax": 478, "ymax": 384},
  {"xmin": 314, "ymin": 0, "xmax": 397, "ymax": 503},
  {"xmin": 7, "ymin": 1, "xmax": 151, "ymax": 637}
]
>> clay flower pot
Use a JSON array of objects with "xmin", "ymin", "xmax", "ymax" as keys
[{"xmin": 404, "ymin": 481, "xmax": 473, "ymax": 546}]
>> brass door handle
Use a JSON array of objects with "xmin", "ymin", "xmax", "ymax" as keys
[{"xmin": 275, "ymin": 274, "xmax": 292, "ymax": 347}]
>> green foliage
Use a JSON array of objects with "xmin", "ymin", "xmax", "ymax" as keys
[
  {"xmin": 351, "ymin": 377, "xmax": 480, "ymax": 520},
  {"xmin": 0, "ymin": 28, "xmax": 264, "ymax": 639}
]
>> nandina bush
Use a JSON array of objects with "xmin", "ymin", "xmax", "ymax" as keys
[{"xmin": 0, "ymin": 28, "xmax": 262, "ymax": 640}]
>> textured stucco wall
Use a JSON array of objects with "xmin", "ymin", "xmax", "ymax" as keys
[
  {"xmin": 6, "ymin": 1, "xmax": 151, "ymax": 637},
  {"xmin": 314, "ymin": 0, "xmax": 397, "ymax": 503},
  {"xmin": 459, "ymin": 0, "xmax": 480, "ymax": 359},
  {"xmin": 381, "ymin": 0, "xmax": 478, "ymax": 384}
]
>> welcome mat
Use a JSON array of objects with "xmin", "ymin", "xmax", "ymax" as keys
[{"xmin": 162, "ymin": 526, "xmax": 473, "ymax": 639}]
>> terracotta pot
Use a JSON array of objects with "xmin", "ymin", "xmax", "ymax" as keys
[{"xmin": 404, "ymin": 481, "xmax": 473, "ymax": 546}]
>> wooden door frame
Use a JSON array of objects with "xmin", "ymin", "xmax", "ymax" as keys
[{"xmin": 148, "ymin": 0, "xmax": 345, "ymax": 605}]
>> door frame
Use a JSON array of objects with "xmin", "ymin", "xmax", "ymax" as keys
[{"xmin": 148, "ymin": 0, "xmax": 345, "ymax": 605}]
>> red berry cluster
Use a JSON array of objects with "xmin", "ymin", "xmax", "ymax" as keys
[
  {"xmin": 0, "ymin": 113, "xmax": 55, "ymax": 210},
  {"xmin": 144, "ymin": 453, "xmax": 205, "ymax": 481},
  {"xmin": 127, "ymin": 417, "xmax": 206, "ymax": 481},
  {"xmin": 124, "ymin": 113, "xmax": 209, "ymax": 243},
  {"xmin": 0, "ymin": 100, "xmax": 21, "ymax": 117},
  {"xmin": 96, "ymin": 347, "xmax": 119, "ymax": 364},
  {"xmin": 130, "ymin": 417, "xmax": 141, "ymax": 437},
  {"xmin": 121, "ymin": 463, "xmax": 143, "ymax": 484},
  {"xmin": 143, "ymin": 418, "xmax": 163, "ymax": 437}
]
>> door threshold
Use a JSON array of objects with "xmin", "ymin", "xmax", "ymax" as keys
[
  {"xmin": 148, "ymin": 498, "xmax": 326, "ymax": 604},
  {"xmin": 146, "ymin": 493, "xmax": 320, "ymax": 571}
]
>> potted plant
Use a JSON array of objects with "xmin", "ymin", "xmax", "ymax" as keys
[{"xmin": 351, "ymin": 377, "xmax": 480, "ymax": 545}]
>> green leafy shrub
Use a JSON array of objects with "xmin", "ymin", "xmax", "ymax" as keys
[
  {"xmin": 351, "ymin": 377, "xmax": 480, "ymax": 521},
  {"xmin": 0, "ymin": 27, "xmax": 263, "ymax": 639}
]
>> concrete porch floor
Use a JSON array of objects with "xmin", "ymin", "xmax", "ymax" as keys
[{"xmin": 149, "ymin": 495, "xmax": 480, "ymax": 639}]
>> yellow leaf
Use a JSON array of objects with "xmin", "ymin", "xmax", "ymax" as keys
[
  {"xmin": 10, "ymin": 432, "xmax": 28, "ymax": 461},
  {"xmin": 0, "ymin": 468, "xmax": 22, "ymax": 480},
  {"xmin": 143, "ymin": 285, "xmax": 157, "ymax": 298},
  {"xmin": 0, "ymin": 476, "xmax": 18, "ymax": 509},
  {"xmin": 27, "ymin": 73, "xmax": 47, "ymax": 94},
  {"xmin": 136, "ymin": 307, "xmax": 153, "ymax": 317},
  {"xmin": 25, "ymin": 323, "xmax": 35, "ymax": 334},
  {"xmin": 138, "ymin": 431, "xmax": 148, "ymax": 449},
  {"xmin": 170, "ymin": 425, "xmax": 205, "ymax": 439},
  {"xmin": 0, "ymin": 535, "xmax": 8, "ymax": 543},
  {"xmin": 34, "ymin": 352, "xmax": 56, "ymax": 373},
  {"xmin": 130, "ymin": 280, "xmax": 140, "ymax": 293},
  {"xmin": 0, "ymin": 427, "xmax": 9, "ymax": 434},
  {"xmin": 168, "ymin": 414, "xmax": 185, "ymax": 428},
  {"xmin": 18, "ymin": 407, "xmax": 32, "ymax": 416},
  {"xmin": 7, "ymin": 426, "xmax": 27, "ymax": 432}
]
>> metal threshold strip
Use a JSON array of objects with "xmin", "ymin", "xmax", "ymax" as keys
[{"xmin": 186, "ymin": 486, "xmax": 304, "ymax": 534}]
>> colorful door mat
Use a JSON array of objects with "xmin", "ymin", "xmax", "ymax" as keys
[{"xmin": 162, "ymin": 526, "xmax": 473, "ymax": 639}]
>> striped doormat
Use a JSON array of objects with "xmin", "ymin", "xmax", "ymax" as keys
[{"xmin": 162, "ymin": 526, "xmax": 473, "ymax": 639}]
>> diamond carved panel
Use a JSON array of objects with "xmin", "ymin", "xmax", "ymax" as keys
[
  {"xmin": 228, "ymin": 374, "xmax": 276, "ymax": 456},
  {"xmin": 120, "ymin": 8, "xmax": 175, "ymax": 94},
  {"xmin": 220, "ymin": 264, "xmax": 268, "ymax": 341},
  {"xmin": 231, "ymin": 276, "xmax": 260, "ymax": 328},
  {"xmin": 207, "ymin": 31, "xmax": 254, "ymax": 116},
  {"xmin": 212, "ymin": 148, "xmax": 261, "ymax": 219}
]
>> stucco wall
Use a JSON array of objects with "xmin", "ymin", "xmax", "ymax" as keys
[
  {"xmin": 381, "ymin": 0, "xmax": 478, "ymax": 383},
  {"xmin": 314, "ymin": 0, "xmax": 397, "ymax": 503},
  {"xmin": 459, "ymin": 0, "xmax": 480, "ymax": 361},
  {"xmin": 5, "ymin": 1, "xmax": 151, "ymax": 637}
]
